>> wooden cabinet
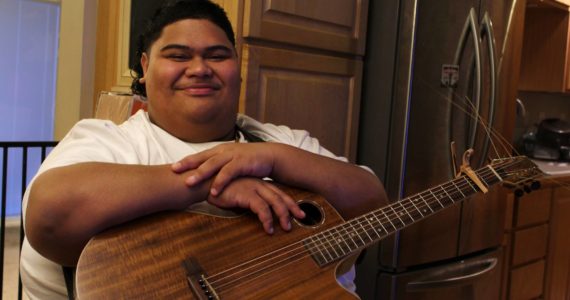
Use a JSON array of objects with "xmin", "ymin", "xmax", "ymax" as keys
[
  {"xmin": 94, "ymin": 0, "xmax": 368, "ymax": 160},
  {"xmin": 240, "ymin": 45, "xmax": 362, "ymax": 159},
  {"xmin": 544, "ymin": 185, "xmax": 570, "ymax": 300},
  {"xmin": 518, "ymin": 3, "xmax": 570, "ymax": 93},
  {"xmin": 502, "ymin": 176, "xmax": 570, "ymax": 299},
  {"xmin": 236, "ymin": 0, "xmax": 368, "ymax": 160},
  {"xmin": 242, "ymin": 0, "xmax": 368, "ymax": 55},
  {"xmin": 528, "ymin": 0, "xmax": 570, "ymax": 9}
]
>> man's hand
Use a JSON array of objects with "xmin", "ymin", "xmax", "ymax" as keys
[
  {"xmin": 207, "ymin": 177, "xmax": 305, "ymax": 234},
  {"xmin": 172, "ymin": 143, "xmax": 278, "ymax": 196}
]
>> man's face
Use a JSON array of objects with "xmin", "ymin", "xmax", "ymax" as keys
[{"xmin": 141, "ymin": 19, "xmax": 240, "ymax": 142}]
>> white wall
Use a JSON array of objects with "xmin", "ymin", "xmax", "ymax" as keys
[{"xmin": 54, "ymin": 0, "xmax": 97, "ymax": 139}]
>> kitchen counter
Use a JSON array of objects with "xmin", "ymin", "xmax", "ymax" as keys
[{"xmin": 531, "ymin": 159, "xmax": 570, "ymax": 176}]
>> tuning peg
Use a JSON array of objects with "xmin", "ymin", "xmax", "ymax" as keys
[
  {"xmin": 530, "ymin": 180, "xmax": 541, "ymax": 190},
  {"xmin": 523, "ymin": 185, "xmax": 532, "ymax": 194}
]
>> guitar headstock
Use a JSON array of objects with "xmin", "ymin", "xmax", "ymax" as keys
[{"xmin": 490, "ymin": 156, "xmax": 545, "ymax": 197}]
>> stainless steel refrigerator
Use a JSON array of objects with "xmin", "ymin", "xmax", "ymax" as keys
[{"xmin": 356, "ymin": 0, "xmax": 526, "ymax": 299}]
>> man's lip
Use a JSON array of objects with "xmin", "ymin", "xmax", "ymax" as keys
[{"xmin": 177, "ymin": 83, "xmax": 220, "ymax": 95}]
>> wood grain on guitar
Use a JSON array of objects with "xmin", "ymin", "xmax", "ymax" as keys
[{"xmin": 75, "ymin": 156, "xmax": 543, "ymax": 299}]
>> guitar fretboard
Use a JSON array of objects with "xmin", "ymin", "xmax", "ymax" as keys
[{"xmin": 302, "ymin": 161, "xmax": 511, "ymax": 267}]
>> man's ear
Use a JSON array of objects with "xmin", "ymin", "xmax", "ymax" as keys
[{"xmin": 139, "ymin": 53, "xmax": 149, "ymax": 84}]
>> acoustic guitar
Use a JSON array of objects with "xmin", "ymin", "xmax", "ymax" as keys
[{"xmin": 75, "ymin": 156, "xmax": 543, "ymax": 299}]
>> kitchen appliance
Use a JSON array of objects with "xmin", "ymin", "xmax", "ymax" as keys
[
  {"xmin": 356, "ymin": 0, "xmax": 526, "ymax": 299},
  {"xmin": 521, "ymin": 118, "xmax": 570, "ymax": 161}
]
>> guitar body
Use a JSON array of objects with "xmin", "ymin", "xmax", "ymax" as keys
[{"xmin": 76, "ymin": 188, "xmax": 359, "ymax": 299}]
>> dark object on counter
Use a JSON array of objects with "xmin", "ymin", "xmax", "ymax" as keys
[{"xmin": 522, "ymin": 118, "xmax": 570, "ymax": 161}]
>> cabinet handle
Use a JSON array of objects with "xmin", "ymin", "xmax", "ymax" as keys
[
  {"xmin": 448, "ymin": 8, "xmax": 481, "ymax": 174},
  {"xmin": 407, "ymin": 258, "xmax": 498, "ymax": 291},
  {"xmin": 477, "ymin": 12, "xmax": 498, "ymax": 168}
]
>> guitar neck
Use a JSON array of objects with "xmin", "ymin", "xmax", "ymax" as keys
[{"xmin": 303, "ymin": 162, "xmax": 508, "ymax": 267}]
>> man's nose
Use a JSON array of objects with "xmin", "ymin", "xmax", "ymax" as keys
[{"xmin": 185, "ymin": 58, "xmax": 212, "ymax": 77}]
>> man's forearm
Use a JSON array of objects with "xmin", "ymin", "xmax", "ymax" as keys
[{"xmin": 25, "ymin": 162, "xmax": 210, "ymax": 265}]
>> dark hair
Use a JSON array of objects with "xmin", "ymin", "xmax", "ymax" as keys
[{"xmin": 130, "ymin": 0, "xmax": 235, "ymax": 97}]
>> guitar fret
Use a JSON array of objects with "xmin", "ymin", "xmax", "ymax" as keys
[
  {"xmin": 451, "ymin": 180, "xmax": 466, "ymax": 198},
  {"xmin": 479, "ymin": 173, "xmax": 490, "ymax": 186},
  {"xmin": 407, "ymin": 197, "xmax": 425, "ymax": 218},
  {"xmin": 348, "ymin": 220, "xmax": 366, "ymax": 247},
  {"xmin": 440, "ymin": 185, "xmax": 455, "ymax": 203},
  {"xmin": 339, "ymin": 223, "xmax": 360, "ymax": 251},
  {"xmin": 389, "ymin": 206, "xmax": 406, "ymax": 228},
  {"xmin": 397, "ymin": 201, "xmax": 415, "ymax": 222},
  {"xmin": 428, "ymin": 190, "xmax": 445, "ymax": 208},
  {"xmin": 414, "ymin": 195, "xmax": 431, "ymax": 215},
  {"xmin": 304, "ymin": 237, "xmax": 328, "ymax": 266},
  {"xmin": 314, "ymin": 234, "xmax": 334, "ymax": 263},
  {"xmin": 372, "ymin": 213, "xmax": 389, "ymax": 234},
  {"xmin": 357, "ymin": 219, "xmax": 374, "ymax": 243},
  {"xmin": 334, "ymin": 228, "xmax": 350, "ymax": 255},
  {"xmin": 435, "ymin": 186, "xmax": 453, "ymax": 206},
  {"xmin": 331, "ymin": 227, "xmax": 351, "ymax": 254},
  {"xmin": 365, "ymin": 215, "xmax": 382, "ymax": 238},
  {"xmin": 381, "ymin": 209, "xmax": 398, "ymax": 230},
  {"xmin": 418, "ymin": 194, "xmax": 435, "ymax": 213},
  {"xmin": 323, "ymin": 231, "xmax": 341, "ymax": 258},
  {"xmin": 326, "ymin": 227, "xmax": 347, "ymax": 260},
  {"xmin": 464, "ymin": 177, "xmax": 478, "ymax": 192}
]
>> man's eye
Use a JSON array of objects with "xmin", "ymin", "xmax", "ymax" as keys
[
  {"xmin": 207, "ymin": 53, "xmax": 230, "ymax": 61},
  {"xmin": 167, "ymin": 54, "xmax": 189, "ymax": 61}
]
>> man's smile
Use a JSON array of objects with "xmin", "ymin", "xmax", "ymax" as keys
[{"xmin": 176, "ymin": 82, "xmax": 221, "ymax": 96}]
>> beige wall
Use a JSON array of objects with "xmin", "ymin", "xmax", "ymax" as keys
[{"xmin": 54, "ymin": 0, "xmax": 97, "ymax": 140}]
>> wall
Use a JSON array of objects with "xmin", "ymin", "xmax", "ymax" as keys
[
  {"xmin": 54, "ymin": 0, "xmax": 97, "ymax": 140},
  {"xmin": 514, "ymin": 91, "xmax": 570, "ymax": 143}
]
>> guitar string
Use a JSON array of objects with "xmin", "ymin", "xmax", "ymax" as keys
[
  {"xmin": 207, "ymin": 164, "xmax": 528, "ymax": 293},
  {"xmin": 415, "ymin": 76, "xmax": 517, "ymax": 162},
  {"xmin": 205, "ymin": 70, "xmax": 544, "ymax": 293},
  {"xmin": 206, "ymin": 77, "xmax": 523, "ymax": 290},
  {"xmin": 204, "ymin": 159, "xmax": 522, "ymax": 289},
  {"xmin": 203, "ymin": 159, "xmax": 528, "ymax": 292},
  {"xmin": 207, "ymin": 158, "xmax": 522, "ymax": 286}
]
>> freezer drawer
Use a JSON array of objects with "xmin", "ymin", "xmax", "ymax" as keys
[{"xmin": 376, "ymin": 248, "xmax": 503, "ymax": 300}]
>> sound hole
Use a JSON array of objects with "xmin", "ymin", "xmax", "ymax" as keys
[{"xmin": 295, "ymin": 201, "xmax": 324, "ymax": 227}]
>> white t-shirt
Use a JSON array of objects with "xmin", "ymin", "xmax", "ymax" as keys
[{"xmin": 20, "ymin": 111, "xmax": 356, "ymax": 299}]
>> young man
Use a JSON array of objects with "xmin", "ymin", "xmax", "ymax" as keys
[{"xmin": 21, "ymin": 1, "xmax": 387, "ymax": 298}]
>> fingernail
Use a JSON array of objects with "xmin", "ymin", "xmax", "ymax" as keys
[
  {"xmin": 268, "ymin": 226, "xmax": 274, "ymax": 234},
  {"xmin": 210, "ymin": 187, "xmax": 218, "ymax": 196},
  {"xmin": 172, "ymin": 162, "xmax": 181, "ymax": 170},
  {"xmin": 286, "ymin": 221, "xmax": 291, "ymax": 231}
]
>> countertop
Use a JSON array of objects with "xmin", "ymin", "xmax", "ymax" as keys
[{"xmin": 531, "ymin": 159, "xmax": 570, "ymax": 176}]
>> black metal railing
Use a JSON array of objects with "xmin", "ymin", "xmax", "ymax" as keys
[{"xmin": 1, "ymin": 141, "xmax": 57, "ymax": 300}]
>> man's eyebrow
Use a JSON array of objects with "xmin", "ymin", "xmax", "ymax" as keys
[{"xmin": 160, "ymin": 44, "xmax": 233, "ymax": 53}]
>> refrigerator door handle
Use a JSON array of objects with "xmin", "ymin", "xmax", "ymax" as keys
[
  {"xmin": 448, "ymin": 8, "xmax": 481, "ymax": 170},
  {"xmin": 406, "ymin": 258, "xmax": 497, "ymax": 291},
  {"xmin": 477, "ymin": 12, "xmax": 498, "ymax": 167}
]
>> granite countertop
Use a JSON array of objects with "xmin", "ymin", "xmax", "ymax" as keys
[{"xmin": 531, "ymin": 159, "xmax": 570, "ymax": 176}]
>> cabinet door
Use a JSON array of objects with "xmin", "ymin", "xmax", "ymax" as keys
[
  {"xmin": 239, "ymin": 45, "xmax": 362, "ymax": 160},
  {"xmin": 243, "ymin": 0, "xmax": 368, "ymax": 55},
  {"xmin": 518, "ymin": 7, "xmax": 570, "ymax": 93},
  {"xmin": 544, "ymin": 186, "xmax": 570, "ymax": 300}
]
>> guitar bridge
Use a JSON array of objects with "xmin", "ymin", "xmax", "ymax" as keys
[{"xmin": 182, "ymin": 258, "xmax": 219, "ymax": 300}]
